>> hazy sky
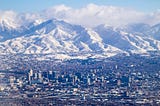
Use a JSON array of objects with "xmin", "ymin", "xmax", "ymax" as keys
[{"xmin": 0, "ymin": 0, "xmax": 160, "ymax": 13}]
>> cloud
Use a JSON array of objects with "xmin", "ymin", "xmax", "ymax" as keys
[
  {"xmin": 0, "ymin": 4, "xmax": 160, "ymax": 28},
  {"xmin": 0, "ymin": 10, "xmax": 20, "ymax": 28},
  {"xmin": 0, "ymin": 10, "xmax": 43, "ymax": 28},
  {"xmin": 42, "ymin": 4, "xmax": 155, "ymax": 27},
  {"xmin": 146, "ymin": 10, "xmax": 160, "ymax": 25}
]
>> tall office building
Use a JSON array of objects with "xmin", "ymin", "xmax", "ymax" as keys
[
  {"xmin": 38, "ymin": 72, "xmax": 43, "ymax": 81},
  {"xmin": 87, "ymin": 77, "xmax": 91, "ymax": 85},
  {"xmin": 9, "ymin": 76, "xmax": 15, "ymax": 87},
  {"xmin": 28, "ymin": 69, "xmax": 34, "ymax": 84},
  {"xmin": 48, "ymin": 70, "xmax": 55, "ymax": 80},
  {"xmin": 117, "ymin": 79, "xmax": 121, "ymax": 86}
]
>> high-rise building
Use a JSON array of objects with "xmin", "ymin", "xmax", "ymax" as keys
[
  {"xmin": 101, "ymin": 76, "xmax": 104, "ymax": 82},
  {"xmin": 38, "ymin": 72, "xmax": 43, "ymax": 81},
  {"xmin": 117, "ymin": 79, "xmax": 121, "ymax": 86},
  {"xmin": 28, "ymin": 69, "xmax": 34, "ymax": 84},
  {"xmin": 34, "ymin": 73, "xmax": 38, "ymax": 79},
  {"xmin": 48, "ymin": 71, "xmax": 55, "ymax": 80},
  {"xmin": 29, "ymin": 69, "xmax": 33, "ymax": 76},
  {"xmin": 9, "ymin": 76, "xmax": 15, "ymax": 87},
  {"xmin": 87, "ymin": 77, "xmax": 91, "ymax": 85},
  {"xmin": 128, "ymin": 76, "xmax": 132, "ymax": 87},
  {"xmin": 42, "ymin": 71, "xmax": 48, "ymax": 79}
]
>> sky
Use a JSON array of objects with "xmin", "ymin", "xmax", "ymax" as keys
[
  {"xmin": 0, "ymin": 0, "xmax": 160, "ymax": 27},
  {"xmin": 0, "ymin": 0, "xmax": 160, "ymax": 13}
]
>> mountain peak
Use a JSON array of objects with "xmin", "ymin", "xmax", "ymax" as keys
[{"xmin": 0, "ymin": 19, "xmax": 160, "ymax": 59}]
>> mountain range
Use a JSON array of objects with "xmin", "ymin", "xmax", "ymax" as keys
[{"xmin": 0, "ymin": 18, "xmax": 160, "ymax": 59}]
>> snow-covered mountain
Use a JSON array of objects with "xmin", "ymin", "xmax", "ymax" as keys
[
  {"xmin": 94, "ymin": 24, "xmax": 160, "ymax": 54},
  {"xmin": 146, "ymin": 24, "xmax": 160, "ymax": 40},
  {"xmin": 0, "ymin": 18, "xmax": 160, "ymax": 59}
]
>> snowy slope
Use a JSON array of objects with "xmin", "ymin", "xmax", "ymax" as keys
[
  {"xmin": 94, "ymin": 24, "xmax": 160, "ymax": 54},
  {"xmin": 0, "ymin": 18, "xmax": 160, "ymax": 59},
  {"xmin": 145, "ymin": 24, "xmax": 160, "ymax": 40},
  {"xmin": 0, "ymin": 19, "xmax": 125, "ymax": 59}
]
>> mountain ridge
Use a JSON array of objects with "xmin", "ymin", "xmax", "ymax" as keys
[{"xmin": 0, "ymin": 18, "xmax": 160, "ymax": 59}]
